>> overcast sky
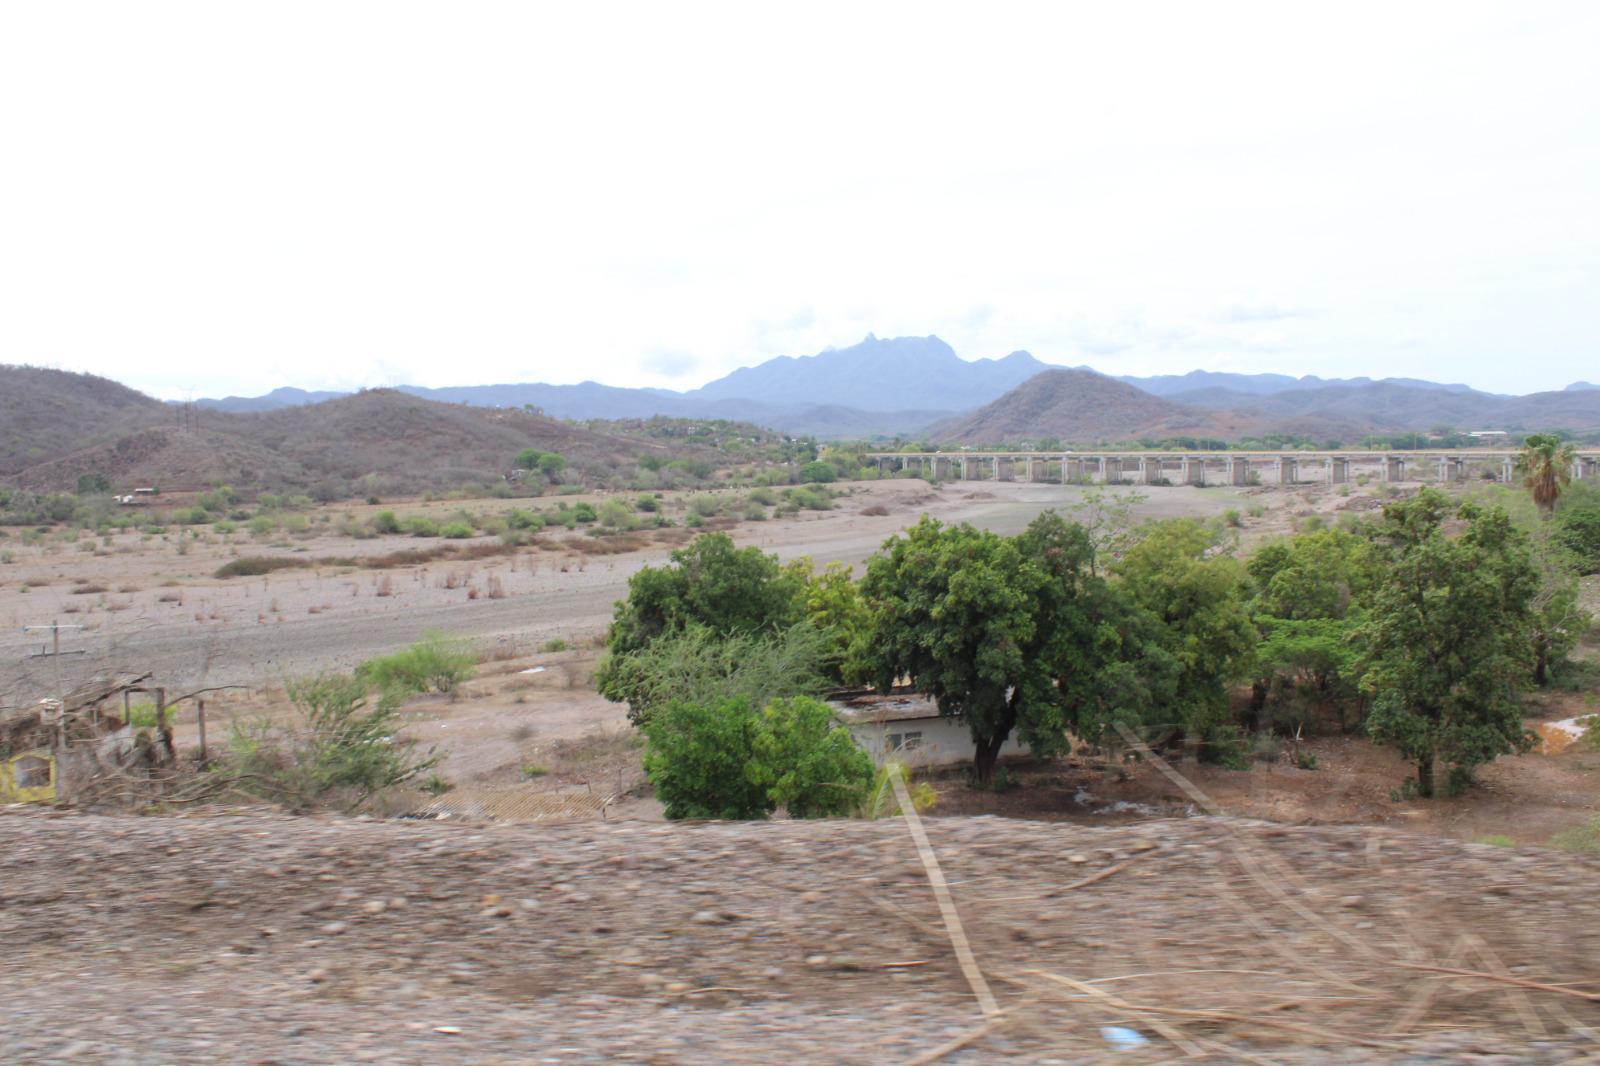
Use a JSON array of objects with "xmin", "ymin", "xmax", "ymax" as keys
[{"xmin": 3, "ymin": 2, "xmax": 1596, "ymax": 399}]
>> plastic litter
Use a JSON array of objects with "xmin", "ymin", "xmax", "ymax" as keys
[{"xmin": 1100, "ymin": 1026, "xmax": 1148, "ymax": 1049}]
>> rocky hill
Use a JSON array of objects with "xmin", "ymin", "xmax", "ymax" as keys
[
  {"xmin": 0, "ymin": 366, "xmax": 169, "ymax": 476},
  {"xmin": 930, "ymin": 368, "xmax": 1241, "ymax": 443},
  {"xmin": 1, "ymin": 373, "xmax": 691, "ymax": 496}
]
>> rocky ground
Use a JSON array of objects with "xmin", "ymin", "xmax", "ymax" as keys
[{"xmin": 4, "ymin": 807, "xmax": 1599, "ymax": 1064}]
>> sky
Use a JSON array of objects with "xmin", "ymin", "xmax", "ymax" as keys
[{"xmin": 2, "ymin": 2, "xmax": 1597, "ymax": 400}]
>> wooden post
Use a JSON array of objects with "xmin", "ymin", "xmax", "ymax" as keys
[
  {"xmin": 197, "ymin": 699, "xmax": 207, "ymax": 766},
  {"xmin": 155, "ymin": 688, "xmax": 172, "ymax": 765}
]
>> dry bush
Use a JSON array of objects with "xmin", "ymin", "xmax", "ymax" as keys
[
  {"xmin": 571, "ymin": 534, "xmax": 648, "ymax": 556},
  {"xmin": 860, "ymin": 504, "xmax": 890, "ymax": 516},
  {"xmin": 486, "ymin": 574, "xmax": 506, "ymax": 599},
  {"xmin": 71, "ymin": 583, "xmax": 108, "ymax": 595},
  {"xmin": 374, "ymin": 574, "xmax": 393, "ymax": 597},
  {"xmin": 216, "ymin": 556, "xmax": 309, "ymax": 579}
]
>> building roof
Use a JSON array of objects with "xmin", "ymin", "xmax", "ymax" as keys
[{"xmin": 829, "ymin": 690, "xmax": 945, "ymax": 724}]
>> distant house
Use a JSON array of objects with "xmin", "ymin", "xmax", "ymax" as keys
[{"xmin": 829, "ymin": 690, "xmax": 1029, "ymax": 768}]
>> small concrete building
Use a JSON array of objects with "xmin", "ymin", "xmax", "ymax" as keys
[{"xmin": 829, "ymin": 691, "xmax": 1029, "ymax": 768}]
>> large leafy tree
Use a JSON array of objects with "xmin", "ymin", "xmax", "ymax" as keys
[
  {"xmin": 1358, "ymin": 490, "xmax": 1539, "ymax": 796},
  {"xmin": 861, "ymin": 517, "xmax": 1045, "ymax": 783},
  {"xmin": 1112, "ymin": 520, "xmax": 1258, "ymax": 753},
  {"xmin": 860, "ymin": 511, "xmax": 1153, "ymax": 782},
  {"xmin": 1517, "ymin": 433, "xmax": 1577, "ymax": 514},
  {"xmin": 1246, "ymin": 529, "xmax": 1377, "ymax": 732}
]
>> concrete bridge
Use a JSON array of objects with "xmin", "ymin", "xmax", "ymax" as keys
[{"xmin": 865, "ymin": 450, "xmax": 1600, "ymax": 487}]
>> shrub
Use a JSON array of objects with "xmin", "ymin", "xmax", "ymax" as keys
[
  {"xmin": 1223, "ymin": 508, "xmax": 1242, "ymax": 528},
  {"xmin": 404, "ymin": 516, "xmax": 441, "ymax": 537},
  {"xmin": 215, "ymin": 556, "xmax": 309, "ymax": 578},
  {"xmin": 642, "ymin": 694, "xmax": 872, "ymax": 820},
  {"xmin": 786, "ymin": 486, "xmax": 833, "ymax": 511},
  {"xmin": 643, "ymin": 697, "xmax": 770, "ymax": 819},
  {"xmin": 505, "ymin": 508, "xmax": 543, "ymax": 531},
  {"xmin": 799, "ymin": 461, "xmax": 837, "ymax": 484},
  {"xmin": 689, "ymin": 494, "xmax": 722, "ymax": 517},
  {"xmin": 440, "ymin": 521, "xmax": 475, "ymax": 539},
  {"xmin": 598, "ymin": 623, "xmax": 830, "ymax": 724},
  {"xmin": 540, "ymin": 638, "xmax": 569, "ymax": 653},
  {"xmin": 747, "ymin": 487, "xmax": 778, "ymax": 506},
  {"xmin": 571, "ymin": 502, "xmax": 598, "ymax": 524},
  {"xmin": 749, "ymin": 697, "xmax": 874, "ymax": 818},
  {"xmin": 636, "ymin": 495, "xmax": 660, "ymax": 512},
  {"xmin": 371, "ymin": 510, "xmax": 402, "ymax": 535},
  {"xmin": 598, "ymin": 499, "xmax": 637, "ymax": 529},
  {"xmin": 224, "ymin": 674, "xmax": 440, "ymax": 812},
  {"xmin": 357, "ymin": 632, "xmax": 474, "ymax": 694}
]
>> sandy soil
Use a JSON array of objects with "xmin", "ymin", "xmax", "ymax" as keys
[
  {"xmin": 4, "ymin": 807, "xmax": 1599, "ymax": 1064},
  {"xmin": 0, "ymin": 478, "xmax": 1254, "ymax": 699}
]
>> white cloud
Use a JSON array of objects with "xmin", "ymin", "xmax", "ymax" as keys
[{"xmin": 1, "ymin": 1, "xmax": 1597, "ymax": 398}]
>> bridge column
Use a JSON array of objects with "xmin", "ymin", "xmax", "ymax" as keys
[
  {"xmin": 1502, "ymin": 457, "xmax": 1514, "ymax": 483},
  {"xmin": 1030, "ymin": 458, "xmax": 1048, "ymax": 482},
  {"xmin": 1278, "ymin": 457, "xmax": 1297, "ymax": 485},
  {"xmin": 1329, "ymin": 457, "xmax": 1348, "ymax": 484},
  {"xmin": 1384, "ymin": 456, "xmax": 1404, "ymax": 483},
  {"xmin": 1182, "ymin": 457, "xmax": 1206, "ymax": 486},
  {"xmin": 1103, "ymin": 458, "xmax": 1122, "ymax": 483},
  {"xmin": 1142, "ymin": 457, "xmax": 1163, "ymax": 485},
  {"xmin": 994, "ymin": 457, "xmax": 1013, "ymax": 482},
  {"xmin": 1228, "ymin": 457, "xmax": 1250, "ymax": 486},
  {"xmin": 1064, "ymin": 458, "xmax": 1083, "ymax": 482}
]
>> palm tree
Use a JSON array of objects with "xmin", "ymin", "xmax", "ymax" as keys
[{"xmin": 1517, "ymin": 433, "xmax": 1577, "ymax": 514}]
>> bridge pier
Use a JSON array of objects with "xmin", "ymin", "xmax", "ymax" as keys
[
  {"xmin": 1278, "ymin": 457, "xmax": 1297, "ymax": 485},
  {"xmin": 1384, "ymin": 457, "xmax": 1405, "ymax": 482},
  {"xmin": 1142, "ymin": 458, "xmax": 1163, "ymax": 485},
  {"xmin": 994, "ymin": 457, "xmax": 1013, "ymax": 482},
  {"xmin": 1328, "ymin": 457, "xmax": 1349, "ymax": 484},
  {"xmin": 1103, "ymin": 458, "xmax": 1123, "ymax": 484},
  {"xmin": 1182, "ymin": 457, "xmax": 1206, "ymax": 486},
  {"xmin": 1228, "ymin": 458, "xmax": 1250, "ymax": 486}
]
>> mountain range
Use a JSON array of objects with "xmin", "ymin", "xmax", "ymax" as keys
[{"xmin": 192, "ymin": 333, "xmax": 1597, "ymax": 441}]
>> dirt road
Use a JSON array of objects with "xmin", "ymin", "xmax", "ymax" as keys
[{"xmin": 2, "ymin": 480, "xmax": 1243, "ymax": 696}]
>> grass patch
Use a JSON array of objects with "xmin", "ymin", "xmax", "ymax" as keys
[
  {"xmin": 1550, "ymin": 814, "xmax": 1600, "ymax": 854},
  {"xmin": 356, "ymin": 632, "xmax": 475, "ymax": 695}
]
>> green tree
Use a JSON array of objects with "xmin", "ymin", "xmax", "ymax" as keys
[
  {"xmin": 643, "ymin": 696, "xmax": 770, "ymax": 819},
  {"xmin": 1517, "ymin": 433, "xmax": 1577, "ymax": 514},
  {"xmin": 860, "ymin": 513, "xmax": 1139, "ymax": 782},
  {"xmin": 600, "ymin": 532, "xmax": 807, "ymax": 660},
  {"xmin": 1246, "ymin": 529, "xmax": 1376, "ymax": 732},
  {"xmin": 799, "ymin": 460, "xmax": 837, "ymax": 484},
  {"xmin": 1358, "ymin": 490, "xmax": 1539, "ymax": 796},
  {"xmin": 75, "ymin": 472, "xmax": 111, "ymax": 495},
  {"xmin": 596, "ymin": 622, "xmax": 831, "ymax": 723},
  {"xmin": 642, "ymin": 695, "xmax": 873, "ymax": 820},
  {"xmin": 798, "ymin": 560, "xmax": 873, "ymax": 686},
  {"xmin": 750, "ymin": 697, "xmax": 874, "ymax": 818},
  {"xmin": 1112, "ymin": 520, "xmax": 1257, "ymax": 755},
  {"xmin": 861, "ymin": 517, "xmax": 1043, "ymax": 783},
  {"xmin": 537, "ymin": 452, "xmax": 567, "ymax": 478},
  {"xmin": 514, "ymin": 448, "xmax": 545, "ymax": 471}
]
